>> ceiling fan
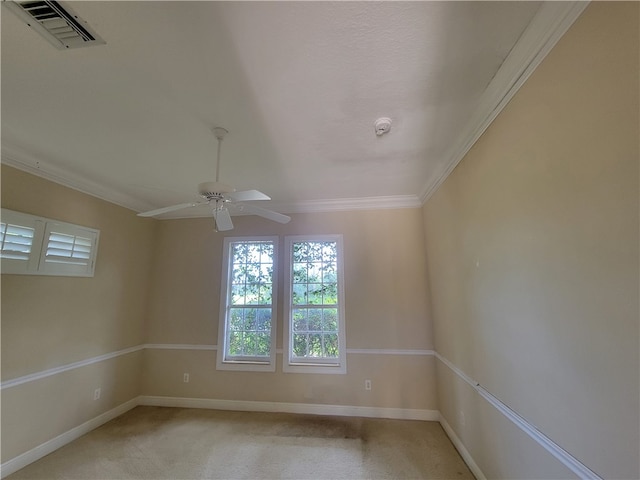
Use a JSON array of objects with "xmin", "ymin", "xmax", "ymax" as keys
[{"xmin": 137, "ymin": 127, "xmax": 291, "ymax": 231}]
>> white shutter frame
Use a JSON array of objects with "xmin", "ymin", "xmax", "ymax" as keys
[
  {"xmin": 39, "ymin": 222, "xmax": 99, "ymax": 277},
  {"xmin": 0, "ymin": 208, "xmax": 99, "ymax": 277}
]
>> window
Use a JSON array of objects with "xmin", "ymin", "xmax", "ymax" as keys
[
  {"xmin": 217, "ymin": 237, "xmax": 278, "ymax": 371},
  {"xmin": 39, "ymin": 221, "xmax": 98, "ymax": 276},
  {"xmin": 283, "ymin": 235, "xmax": 346, "ymax": 374},
  {"xmin": 1, "ymin": 208, "xmax": 99, "ymax": 277}
]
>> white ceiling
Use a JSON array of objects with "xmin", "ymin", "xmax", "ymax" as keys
[{"xmin": 1, "ymin": 1, "xmax": 583, "ymax": 218}]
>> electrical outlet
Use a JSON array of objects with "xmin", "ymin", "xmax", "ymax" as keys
[
  {"xmin": 93, "ymin": 387, "xmax": 101, "ymax": 400},
  {"xmin": 459, "ymin": 410, "xmax": 466, "ymax": 426},
  {"xmin": 183, "ymin": 373, "xmax": 190, "ymax": 383},
  {"xmin": 365, "ymin": 379, "xmax": 372, "ymax": 391}
]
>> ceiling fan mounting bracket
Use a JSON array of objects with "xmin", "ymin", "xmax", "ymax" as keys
[
  {"xmin": 374, "ymin": 117, "xmax": 392, "ymax": 136},
  {"xmin": 212, "ymin": 127, "xmax": 228, "ymax": 140}
]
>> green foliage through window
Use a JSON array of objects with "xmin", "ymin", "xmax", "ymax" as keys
[
  {"xmin": 226, "ymin": 241, "xmax": 274, "ymax": 359},
  {"xmin": 291, "ymin": 241, "xmax": 339, "ymax": 359}
]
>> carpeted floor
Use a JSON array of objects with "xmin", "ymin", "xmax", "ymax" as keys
[{"xmin": 7, "ymin": 406, "xmax": 474, "ymax": 479}]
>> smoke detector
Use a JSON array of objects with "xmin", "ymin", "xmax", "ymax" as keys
[{"xmin": 374, "ymin": 117, "xmax": 392, "ymax": 136}]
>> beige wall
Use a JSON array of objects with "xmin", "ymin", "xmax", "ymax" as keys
[
  {"xmin": 1, "ymin": 352, "xmax": 142, "ymax": 461},
  {"xmin": 142, "ymin": 350, "xmax": 435, "ymax": 410},
  {"xmin": 146, "ymin": 210, "xmax": 433, "ymax": 350},
  {"xmin": 1, "ymin": 166, "xmax": 436, "ymax": 466},
  {"xmin": 423, "ymin": 3, "xmax": 639, "ymax": 479},
  {"xmin": 1, "ymin": 165, "xmax": 156, "ymax": 461},
  {"xmin": 4, "ymin": 3, "xmax": 637, "ymax": 476},
  {"xmin": 143, "ymin": 209, "xmax": 436, "ymax": 410}
]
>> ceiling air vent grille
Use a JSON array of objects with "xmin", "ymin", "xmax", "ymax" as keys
[{"xmin": 4, "ymin": 0, "xmax": 105, "ymax": 49}]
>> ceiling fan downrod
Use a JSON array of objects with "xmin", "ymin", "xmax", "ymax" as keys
[{"xmin": 212, "ymin": 127, "xmax": 228, "ymax": 183}]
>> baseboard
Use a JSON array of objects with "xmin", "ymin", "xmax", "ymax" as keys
[
  {"xmin": 438, "ymin": 414, "xmax": 487, "ymax": 480},
  {"xmin": 0, "ymin": 397, "xmax": 139, "ymax": 479},
  {"xmin": 138, "ymin": 395, "xmax": 439, "ymax": 421},
  {"xmin": 1, "ymin": 395, "xmax": 439, "ymax": 478}
]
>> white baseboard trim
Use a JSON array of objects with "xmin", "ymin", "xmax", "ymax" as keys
[
  {"xmin": 138, "ymin": 395, "xmax": 439, "ymax": 421},
  {"xmin": 0, "ymin": 397, "xmax": 139, "ymax": 479},
  {"xmin": 1, "ymin": 394, "xmax": 441, "ymax": 478},
  {"xmin": 438, "ymin": 414, "xmax": 487, "ymax": 480}
]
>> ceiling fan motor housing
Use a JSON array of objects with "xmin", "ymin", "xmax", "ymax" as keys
[{"xmin": 198, "ymin": 181, "xmax": 235, "ymax": 199}]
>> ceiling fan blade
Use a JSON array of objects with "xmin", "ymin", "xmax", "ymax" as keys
[
  {"xmin": 137, "ymin": 202, "xmax": 203, "ymax": 217},
  {"xmin": 238, "ymin": 203, "xmax": 291, "ymax": 224},
  {"xmin": 214, "ymin": 207, "xmax": 234, "ymax": 231},
  {"xmin": 226, "ymin": 190, "xmax": 270, "ymax": 202}
]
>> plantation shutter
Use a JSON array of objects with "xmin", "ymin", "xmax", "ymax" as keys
[
  {"xmin": 45, "ymin": 231, "xmax": 93, "ymax": 265},
  {"xmin": 0, "ymin": 223, "xmax": 35, "ymax": 260},
  {"xmin": 39, "ymin": 222, "xmax": 98, "ymax": 276},
  {"xmin": 1, "ymin": 209, "xmax": 99, "ymax": 276},
  {"xmin": 0, "ymin": 209, "xmax": 45, "ymax": 273}
]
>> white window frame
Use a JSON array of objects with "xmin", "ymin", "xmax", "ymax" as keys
[
  {"xmin": 283, "ymin": 234, "xmax": 347, "ymax": 374},
  {"xmin": 1, "ymin": 208, "xmax": 99, "ymax": 277},
  {"xmin": 216, "ymin": 236, "xmax": 278, "ymax": 372}
]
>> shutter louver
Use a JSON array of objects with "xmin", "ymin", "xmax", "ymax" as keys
[
  {"xmin": 0, "ymin": 223, "xmax": 35, "ymax": 260},
  {"xmin": 45, "ymin": 231, "xmax": 92, "ymax": 265}
]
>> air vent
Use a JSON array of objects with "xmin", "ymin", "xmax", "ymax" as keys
[{"xmin": 4, "ymin": 0, "xmax": 105, "ymax": 49}]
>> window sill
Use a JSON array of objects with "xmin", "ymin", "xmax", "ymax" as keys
[
  {"xmin": 283, "ymin": 362, "xmax": 346, "ymax": 375},
  {"xmin": 216, "ymin": 359, "xmax": 275, "ymax": 372}
]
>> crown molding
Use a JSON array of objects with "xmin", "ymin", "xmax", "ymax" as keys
[
  {"xmin": 274, "ymin": 195, "xmax": 423, "ymax": 214},
  {"xmin": 419, "ymin": 1, "xmax": 590, "ymax": 204},
  {"xmin": 1, "ymin": 145, "xmax": 156, "ymax": 214},
  {"xmin": 1, "ymin": 144, "xmax": 423, "ymax": 217},
  {"xmin": 161, "ymin": 194, "xmax": 423, "ymax": 219}
]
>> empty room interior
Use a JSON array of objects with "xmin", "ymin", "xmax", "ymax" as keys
[{"xmin": 1, "ymin": 1, "xmax": 638, "ymax": 479}]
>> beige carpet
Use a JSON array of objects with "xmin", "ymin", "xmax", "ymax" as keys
[{"xmin": 8, "ymin": 406, "xmax": 474, "ymax": 479}]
